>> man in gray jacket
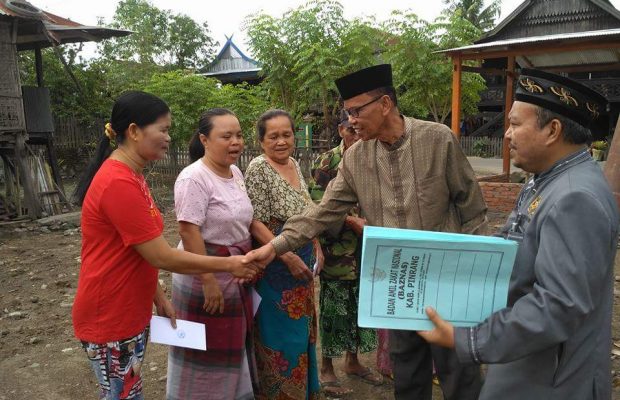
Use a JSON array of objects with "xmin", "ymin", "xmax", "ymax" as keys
[{"xmin": 419, "ymin": 68, "xmax": 619, "ymax": 399}]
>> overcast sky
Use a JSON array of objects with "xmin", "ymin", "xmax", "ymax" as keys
[{"xmin": 32, "ymin": 0, "xmax": 620, "ymax": 58}]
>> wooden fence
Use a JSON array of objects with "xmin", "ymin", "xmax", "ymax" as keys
[
  {"xmin": 51, "ymin": 117, "xmax": 329, "ymax": 180},
  {"xmin": 459, "ymin": 137, "xmax": 503, "ymax": 158},
  {"xmin": 148, "ymin": 145, "xmax": 324, "ymax": 178},
  {"xmin": 54, "ymin": 116, "xmax": 105, "ymax": 149},
  {"xmin": 51, "ymin": 117, "xmax": 504, "ymax": 181}
]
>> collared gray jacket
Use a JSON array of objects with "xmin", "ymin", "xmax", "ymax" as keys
[{"xmin": 454, "ymin": 150, "xmax": 619, "ymax": 399}]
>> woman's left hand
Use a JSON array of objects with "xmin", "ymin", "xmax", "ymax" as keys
[
  {"xmin": 154, "ymin": 295, "xmax": 177, "ymax": 329},
  {"xmin": 313, "ymin": 240, "xmax": 324, "ymax": 277}
]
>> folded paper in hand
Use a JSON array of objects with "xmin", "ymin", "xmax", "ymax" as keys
[{"xmin": 150, "ymin": 316, "xmax": 206, "ymax": 351}]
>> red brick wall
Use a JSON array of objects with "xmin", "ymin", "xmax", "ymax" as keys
[
  {"xmin": 478, "ymin": 182, "xmax": 523, "ymax": 213},
  {"xmin": 477, "ymin": 173, "xmax": 509, "ymax": 183}
]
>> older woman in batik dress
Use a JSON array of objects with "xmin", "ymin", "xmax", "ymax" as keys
[{"xmin": 245, "ymin": 110, "xmax": 323, "ymax": 400}]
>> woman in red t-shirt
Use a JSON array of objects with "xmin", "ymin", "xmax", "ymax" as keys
[{"xmin": 72, "ymin": 91, "xmax": 260, "ymax": 400}]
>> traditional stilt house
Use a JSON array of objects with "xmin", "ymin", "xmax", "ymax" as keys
[
  {"xmin": 443, "ymin": 0, "xmax": 620, "ymax": 177},
  {"xmin": 0, "ymin": 0, "xmax": 129, "ymax": 219},
  {"xmin": 458, "ymin": 0, "xmax": 620, "ymax": 139},
  {"xmin": 201, "ymin": 36, "xmax": 262, "ymax": 85}
]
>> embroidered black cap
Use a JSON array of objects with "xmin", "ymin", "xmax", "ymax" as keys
[
  {"xmin": 515, "ymin": 68, "xmax": 608, "ymax": 138},
  {"xmin": 335, "ymin": 64, "xmax": 393, "ymax": 100}
]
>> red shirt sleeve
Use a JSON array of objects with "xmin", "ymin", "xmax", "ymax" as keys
[{"xmin": 99, "ymin": 176, "xmax": 163, "ymax": 246}]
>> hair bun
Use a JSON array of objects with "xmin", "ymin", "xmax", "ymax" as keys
[{"xmin": 104, "ymin": 122, "xmax": 117, "ymax": 141}]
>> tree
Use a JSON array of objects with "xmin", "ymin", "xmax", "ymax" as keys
[
  {"xmin": 244, "ymin": 13, "xmax": 295, "ymax": 110},
  {"xmin": 87, "ymin": 58, "xmax": 165, "ymax": 100},
  {"xmin": 143, "ymin": 71, "xmax": 272, "ymax": 143},
  {"xmin": 217, "ymin": 82, "xmax": 273, "ymax": 145},
  {"xmin": 99, "ymin": 0, "xmax": 217, "ymax": 69},
  {"xmin": 442, "ymin": 0, "xmax": 502, "ymax": 31},
  {"xmin": 384, "ymin": 12, "xmax": 486, "ymax": 124},
  {"xmin": 167, "ymin": 16, "xmax": 217, "ymax": 69},
  {"xmin": 18, "ymin": 46, "xmax": 113, "ymax": 122},
  {"xmin": 244, "ymin": 0, "xmax": 383, "ymax": 134},
  {"xmin": 99, "ymin": 0, "xmax": 168, "ymax": 64},
  {"xmin": 245, "ymin": 0, "xmax": 487, "ymax": 136}
]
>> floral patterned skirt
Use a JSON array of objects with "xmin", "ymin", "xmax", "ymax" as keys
[
  {"xmin": 253, "ymin": 241, "xmax": 321, "ymax": 400},
  {"xmin": 318, "ymin": 279, "xmax": 377, "ymax": 358},
  {"xmin": 81, "ymin": 327, "xmax": 149, "ymax": 400}
]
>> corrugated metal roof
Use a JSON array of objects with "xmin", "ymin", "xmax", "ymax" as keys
[
  {"xmin": 519, "ymin": 48, "xmax": 620, "ymax": 68},
  {"xmin": 0, "ymin": 0, "xmax": 43, "ymax": 18},
  {"xmin": 477, "ymin": 0, "xmax": 620, "ymax": 43},
  {"xmin": 439, "ymin": 28, "xmax": 620, "ymax": 68},
  {"xmin": 202, "ymin": 68, "xmax": 261, "ymax": 77},
  {"xmin": 1, "ymin": 0, "xmax": 130, "ymax": 49},
  {"xmin": 442, "ymin": 28, "xmax": 620, "ymax": 55},
  {"xmin": 0, "ymin": 1, "xmax": 60, "ymax": 21}
]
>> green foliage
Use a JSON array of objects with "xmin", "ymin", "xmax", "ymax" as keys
[
  {"xmin": 18, "ymin": 0, "xmax": 218, "ymax": 126},
  {"xmin": 217, "ymin": 82, "xmax": 273, "ymax": 145},
  {"xmin": 143, "ymin": 71, "xmax": 271, "ymax": 143},
  {"xmin": 442, "ymin": 0, "xmax": 502, "ymax": 31},
  {"xmin": 244, "ymin": 13, "xmax": 294, "ymax": 110},
  {"xmin": 16, "ymin": 0, "xmax": 492, "ymax": 149},
  {"xmin": 246, "ymin": 0, "xmax": 486, "ymax": 131},
  {"xmin": 99, "ymin": 0, "xmax": 217, "ymax": 69},
  {"xmin": 167, "ymin": 17, "xmax": 217, "ymax": 69},
  {"xmin": 472, "ymin": 137, "xmax": 492, "ymax": 157},
  {"xmin": 18, "ymin": 47, "xmax": 113, "ymax": 122},
  {"xmin": 244, "ymin": 0, "xmax": 383, "ymax": 132},
  {"xmin": 87, "ymin": 58, "xmax": 165, "ymax": 98},
  {"xmin": 143, "ymin": 71, "xmax": 212, "ymax": 143},
  {"xmin": 384, "ymin": 11, "xmax": 486, "ymax": 123},
  {"xmin": 99, "ymin": 0, "xmax": 167, "ymax": 64}
]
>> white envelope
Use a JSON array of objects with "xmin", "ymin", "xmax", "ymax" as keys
[
  {"xmin": 149, "ymin": 316, "xmax": 207, "ymax": 351},
  {"xmin": 251, "ymin": 287, "xmax": 262, "ymax": 317}
]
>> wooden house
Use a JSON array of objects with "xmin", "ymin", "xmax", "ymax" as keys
[
  {"xmin": 0, "ymin": 0, "xmax": 129, "ymax": 219},
  {"xmin": 201, "ymin": 36, "xmax": 262, "ymax": 85},
  {"xmin": 452, "ymin": 0, "xmax": 620, "ymax": 140}
]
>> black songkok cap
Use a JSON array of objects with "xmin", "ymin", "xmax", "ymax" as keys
[
  {"xmin": 515, "ymin": 68, "xmax": 608, "ymax": 138},
  {"xmin": 335, "ymin": 64, "xmax": 393, "ymax": 100}
]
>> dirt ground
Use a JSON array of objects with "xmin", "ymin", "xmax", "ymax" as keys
[{"xmin": 0, "ymin": 207, "xmax": 619, "ymax": 399}]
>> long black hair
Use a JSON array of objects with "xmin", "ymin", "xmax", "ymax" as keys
[
  {"xmin": 188, "ymin": 108, "xmax": 237, "ymax": 162},
  {"xmin": 73, "ymin": 91, "xmax": 170, "ymax": 205}
]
